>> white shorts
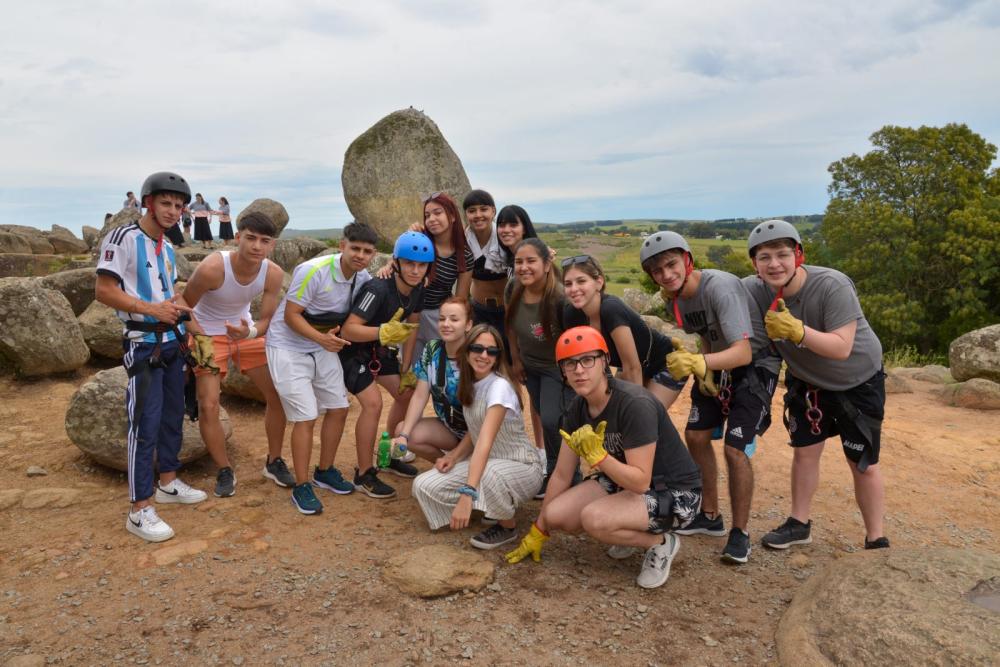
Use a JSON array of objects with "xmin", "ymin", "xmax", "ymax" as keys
[{"xmin": 265, "ymin": 346, "xmax": 349, "ymax": 422}]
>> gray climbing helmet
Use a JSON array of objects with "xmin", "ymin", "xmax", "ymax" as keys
[
  {"xmin": 747, "ymin": 219, "xmax": 801, "ymax": 257},
  {"xmin": 140, "ymin": 171, "xmax": 192, "ymax": 205},
  {"xmin": 640, "ymin": 231, "xmax": 690, "ymax": 267}
]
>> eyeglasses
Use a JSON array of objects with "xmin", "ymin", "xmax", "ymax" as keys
[
  {"xmin": 468, "ymin": 344, "xmax": 501, "ymax": 358},
  {"xmin": 422, "ymin": 191, "xmax": 443, "ymax": 204},
  {"xmin": 560, "ymin": 255, "xmax": 593, "ymax": 269},
  {"xmin": 558, "ymin": 353, "xmax": 604, "ymax": 372}
]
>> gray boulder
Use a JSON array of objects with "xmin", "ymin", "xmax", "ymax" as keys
[
  {"xmin": 45, "ymin": 225, "xmax": 88, "ymax": 254},
  {"xmin": 236, "ymin": 199, "xmax": 289, "ymax": 237},
  {"xmin": 65, "ymin": 366, "xmax": 228, "ymax": 471},
  {"xmin": 221, "ymin": 360, "xmax": 265, "ymax": 403},
  {"xmin": 173, "ymin": 251, "xmax": 194, "ymax": 282},
  {"xmin": 0, "ymin": 231, "xmax": 32, "ymax": 254},
  {"xmin": 622, "ymin": 288, "xmax": 662, "ymax": 316},
  {"xmin": 912, "ymin": 364, "xmax": 954, "ymax": 384},
  {"xmin": 777, "ymin": 547, "xmax": 1000, "ymax": 666},
  {"xmin": 934, "ymin": 378, "xmax": 1000, "ymax": 410},
  {"xmin": 382, "ymin": 544, "xmax": 494, "ymax": 598},
  {"xmin": 883, "ymin": 369, "xmax": 914, "ymax": 394},
  {"xmin": 82, "ymin": 225, "xmax": 100, "ymax": 250},
  {"xmin": 93, "ymin": 209, "xmax": 141, "ymax": 259},
  {"xmin": 0, "ymin": 253, "xmax": 73, "ymax": 278},
  {"xmin": 0, "ymin": 280, "xmax": 90, "ymax": 376},
  {"xmin": 0, "ymin": 225, "xmax": 54, "ymax": 254},
  {"xmin": 342, "ymin": 108, "xmax": 471, "ymax": 242},
  {"xmin": 270, "ymin": 237, "xmax": 327, "ymax": 273},
  {"xmin": 37, "ymin": 268, "xmax": 97, "ymax": 315},
  {"xmin": 950, "ymin": 324, "xmax": 1000, "ymax": 383},
  {"xmin": 78, "ymin": 300, "xmax": 124, "ymax": 359},
  {"xmin": 177, "ymin": 246, "xmax": 213, "ymax": 263},
  {"xmin": 641, "ymin": 315, "xmax": 698, "ymax": 350}
]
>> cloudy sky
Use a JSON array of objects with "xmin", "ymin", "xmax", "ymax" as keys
[{"xmin": 2, "ymin": 0, "xmax": 998, "ymax": 236}]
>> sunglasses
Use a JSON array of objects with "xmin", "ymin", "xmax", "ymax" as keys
[
  {"xmin": 560, "ymin": 254, "xmax": 593, "ymax": 269},
  {"xmin": 422, "ymin": 191, "xmax": 443, "ymax": 204},
  {"xmin": 468, "ymin": 344, "xmax": 501, "ymax": 357}
]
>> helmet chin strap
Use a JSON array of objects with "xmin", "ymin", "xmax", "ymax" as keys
[
  {"xmin": 670, "ymin": 253, "xmax": 694, "ymax": 327},
  {"xmin": 394, "ymin": 259, "xmax": 423, "ymax": 288},
  {"xmin": 764, "ymin": 246, "xmax": 804, "ymax": 311},
  {"xmin": 143, "ymin": 195, "xmax": 166, "ymax": 256}
]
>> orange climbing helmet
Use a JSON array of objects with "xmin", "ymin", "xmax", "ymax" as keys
[{"xmin": 555, "ymin": 326, "xmax": 609, "ymax": 362}]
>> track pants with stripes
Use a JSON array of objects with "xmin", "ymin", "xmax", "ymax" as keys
[{"xmin": 123, "ymin": 340, "xmax": 185, "ymax": 503}]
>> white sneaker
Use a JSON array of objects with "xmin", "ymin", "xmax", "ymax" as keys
[
  {"xmin": 397, "ymin": 450, "xmax": 416, "ymax": 463},
  {"xmin": 637, "ymin": 533, "xmax": 681, "ymax": 589},
  {"xmin": 607, "ymin": 545, "xmax": 637, "ymax": 560},
  {"xmin": 126, "ymin": 506, "xmax": 175, "ymax": 542},
  {"xmin": 155, "ymin": 478, "xmax": 208, "ymax": 505}
]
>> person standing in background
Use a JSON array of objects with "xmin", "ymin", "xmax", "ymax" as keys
[
  {"xmin": 123, "ymin": 191, "xmax": 140, "ymax": 211},
  {"xmin": 216, "ymin": 197, "xmax": 234, "ymax": 246},
  {"xmin": 191, "ymin": 193, "xmax": 214, "ymax": 249}
]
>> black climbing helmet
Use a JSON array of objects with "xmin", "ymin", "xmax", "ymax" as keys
[{"xmin": 140, "ymin": 172, "xmax": 192, "ymax": 206}]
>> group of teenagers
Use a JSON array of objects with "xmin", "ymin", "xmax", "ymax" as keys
[{"xmin": 96, "ymin": 171, "xmax": 888, "ymax": 591}]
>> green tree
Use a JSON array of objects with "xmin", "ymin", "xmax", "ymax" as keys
[{"xmin": 822, "ymin": 124, "xmax": 1000, "ymax": 353}]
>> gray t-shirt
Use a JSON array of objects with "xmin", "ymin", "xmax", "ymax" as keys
[
  {"xmin": 563, "ymin": 379, "xmax": 701, "ymax": 491},
  {"xmin": 674, "ymin": 269, "xmax": 780, "ymax": 374},
  {"xmin": 510, "ymin": 297, "xmax": 564, "ymax": 371},
  {"xmin": 743, "ymin": 266, "xmax": 883, "ymax": 390}
]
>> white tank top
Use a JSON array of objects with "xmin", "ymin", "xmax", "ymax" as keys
[{"xmin": 193, "ymin": 251, "xmax": 268, "ymax": 335}]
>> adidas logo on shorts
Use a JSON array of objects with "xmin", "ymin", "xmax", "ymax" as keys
[{"xmin": 729, "ymin": 426, "xmax": 743, "ymax": 439}]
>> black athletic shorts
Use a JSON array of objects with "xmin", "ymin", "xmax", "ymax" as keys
[
  {"xmin": 687, "ymin": 366, "xmax": 778, "ymax": 452},
  {"xmin": 340, "ymin": 347, "xmax": 401, "ymax": 395},
  {"xmin": 783, "ymin": 369, "xmax": 885, "ymax": 468},
  {"xmin": 591, "ymin": 473, "xmax": 702, "ymax": 534}
]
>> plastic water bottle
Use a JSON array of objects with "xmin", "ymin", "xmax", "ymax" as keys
[
  {"xmin": 392, "ymin": 440, "xmax": 408, "ymax": 459},
  {"xmin": 377, "ymin": 431, "xmax": 392, "ymax": 469}
]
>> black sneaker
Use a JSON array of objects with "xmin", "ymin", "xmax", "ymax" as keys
[
  {"xmin": 214, "ymin": 467, "xmax": 236, "ymax": 498},
  {"xmin": 721, "ymin": 528, "xmax": 751, "ymax": 564},
  {"xmin": 383, "ymin": 458, "xmax": 418, "ymax": 479},
  {"xmin": 864, "ymin": 536, "xmax": 890, "ymax": 550},
  {"xmin": 263, "ymin": 456, "xmax": 295, "ymax": 488},
  {"xmin": 674, "ymin": 511, "xmax": 726, "ymax": 537},
  {"xmin": 469, "ymin": 524, "xmax": 519, "ymax": 550},
  {"xmin": 353, "ymin": 467, "xmax": 396, "ymax": 499},
  {"xmin": 534, "ymin": 475, "xmax": 549, "ymax": 500},
  {"xmin": 762, "ymin": 517, "xmax": 812, "ymax": 550}
]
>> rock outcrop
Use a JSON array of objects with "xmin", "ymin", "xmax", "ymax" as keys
[
  {"xmin": 0, "ymin": 225, "xmax": 55, "ymax": 254},
  {"xmin": 93, "ymin": 209, "xmax": 141, "ymax": 258},
  {"xmin": 65, "ymin": 366, "xmax": 228, "ymax": 471},
  {"xmin": 77, "ymin": 300, "xmax": 124, "ymax": 359},
  {"xmin": 236, "ymin": 199, "xmax": 290, "ymax": 237},
  {"xmin": 950, "ymin": 324, "xmax": 1000, "ymax": 383},
  {"xmin": 382, "ymin": 544, "xmax": 494, "ymax": 598},
  {"xmin": 934, "ymin": 378, "xmax": 1000, "ymax": 410},
  {"xmin": 0, "ymin": 253, "xmax": 74, "ymax": 278},
  {"xmin": 622, "ymin": 288, "xmax": 662, "ymax": 316},
  {"xmin": 269, "ymin": 238, "xmax": 328, "ymax": 273},
  {"xmin": 36, "ymin": 268, "xmax": 97, "ymax": 315},
  {"xmin": 82, "ymin": 225, "xmax": 100, "ymax": 250},
  {"xmin": 342, "ymin": 108, "xmax": 471, "ymax": 242},
  {"xmin": 45, "ymin": 225, "xmax": 88, "ymax": 254},
  {"xmin": 0, "ymin": 280, "xmax": 90, "ymax": 376}
]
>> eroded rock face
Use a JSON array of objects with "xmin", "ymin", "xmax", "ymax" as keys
[
  {"xmin": 934, "ymin": 378, "xmax": 1000, "ymax": 410},
  {"xmin": 0, "ymin": 225, "xmax": 55, "ymax": 254},
  {"xmin": 45, "ymin": 225, "xmax": 88, "ymax": 254},
  {"xmin": 342, "ymin": 108, "xmax": 471, "ymax": 242},
  {"xmin": 65, "ymin": 366, "xmax": 228, "ymax": 471},
  {"xmin": 623, "ymin": 288, "xmax": 662, "ymax": 316},
  {"xmin": 0, "ymin": 253, "xmax": 73, "ymax": 278},
  {"xmin": 235, "ymin": 199, "xmax": 290, "ymax": 237},
  {"xmin": 82, "ymin": 225, "xmax": 100, "ymax": 250},
  {"xmin": 221, "ymin": 360, "xmax": 265, "ymax": 403},
  {"xmin": 36, "ymin": 268, "xmax": 97, "ymax": 315},
  {"xmin": 776, "ymin": 547, "xmax": 1000, "ymax": 666},
  {"xmin": 0, "ymin": 280, "xmax": 90, "ymax": 376},
  {"xmin": 78, "ymin": 300, "xmax": 124, "ymax": 359},
  {"xmin": 269, "ymin": 238, "xmax": 328, "ymax": 273},
  {"xmin": 950, "ymin": 324, "xmax": 1000, "ymax": 384},
  {"xmin": 640, "ymin": 315, "xmax": 698, "ymax": 350},
  {"xmin": 382, "ymin": 544, "xmax": 494, "ymax": 598},
  {"xmin": 93, "ymin": 209, "xmax": 141, "ymax": 259}
]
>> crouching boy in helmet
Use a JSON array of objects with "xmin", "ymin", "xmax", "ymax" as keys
[
  {"xmin": 96, "ymin": 171, "xmax": 206, "ymax": 542},
  {"xmin": 744, "ymin": 220, "xmax": 888, "ymax": 551},
  {"xmin": 505, "ymin": 326, "xmax": 702, "ymax": 589}
]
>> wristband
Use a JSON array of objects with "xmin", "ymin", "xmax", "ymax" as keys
[
  {"xmin": 397, "ymin": 432, "xmax": 409, "ymax": 441},
  {"xmin": 246, "ymin": 325, "xmax": 258, "ymax": 340},
  {"xmin": 456, "ymin": 485, "xmax": 479, "ymax": 502}
]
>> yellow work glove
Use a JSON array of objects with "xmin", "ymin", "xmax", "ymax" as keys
[
  {"xmin": 765, "ymin": 298, "xmax": 805, "ymax": 344},
  {"xmin": 504, "ymin": 523, "xmax": 549, "ymax": 564},
  {"xmin": 668, "ymin": 338, "xmax": 718, "ymax": 396},
  {"xmin": 399, "ymin": 370, "xmax": 418, "ymax": 392},
  {"xmin": 560, "ymin": 422, "xmax": 609, "ymax": 468},
  {"xmin": 378, "ymin": 307, "xmax": 418, "ymax": 346},
  {"xmin": 190, "ymin": 334, "xmax": 220, "ymax": 374}
]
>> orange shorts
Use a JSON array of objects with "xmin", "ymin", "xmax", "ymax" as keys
[{"xmin": 193, "ymin": 335, "xmax": 268, "ymax": 378}]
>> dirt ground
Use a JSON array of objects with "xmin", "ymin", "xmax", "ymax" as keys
[{"xmin": 1, "ymin": 363, "xmax": 998, "ymax": 666}]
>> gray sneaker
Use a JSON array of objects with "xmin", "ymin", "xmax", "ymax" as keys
[
  {"xmin": 637, "ymin": 533, "xmax": 681, "ymax": 589},
  {"xmin": 263, "ymin": 456, "xmax": 295, "ymax": 488},
  {"xmin": 214, "ymin": 467, "xmax": 236, "ymax": 498},
  {"xmin": 469, "ymin": 524, "xmax": 518, "ymax": 550}
]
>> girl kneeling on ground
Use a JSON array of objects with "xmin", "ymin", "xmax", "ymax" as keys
[{"xmin": 411, "ymin": 324, "xmax": 543, "ymax": 550}]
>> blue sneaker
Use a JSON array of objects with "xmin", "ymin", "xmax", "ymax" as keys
[
  {"xmin": 291, "ymin": 483, "xmax": 323, "ymax": 515},
  {"xmin": 313, "ymin": 466, "xmax": 354, "ymax": 495}
]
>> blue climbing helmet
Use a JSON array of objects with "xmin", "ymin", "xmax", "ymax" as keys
[{"xmin": 393, "ymin": 231, "xmax": 435, "ymax": 263}]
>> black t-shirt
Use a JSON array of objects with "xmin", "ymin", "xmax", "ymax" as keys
[
  {"xmin": 424, "ymin": 247, "xmax": 475, "ymax": 309},
  {"xmin": 564, "ymin": 379, "xmax": 701, "ymax": 490},
  {"xmin": 345, "ymin": 276, "xmax": 425, "ymax": 359},
  {"xmin": 563, "ymin": 294, "xmax": 671, "ymax": 379}
]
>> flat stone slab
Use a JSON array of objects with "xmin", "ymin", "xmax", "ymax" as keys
[{"xmin": 382, "ymin": 544, "xmax": 494, "ymax": 598}]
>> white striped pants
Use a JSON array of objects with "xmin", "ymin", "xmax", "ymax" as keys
[{"xmin": 412, "ymin": 459, "xmax": 543, "ymax": 529}]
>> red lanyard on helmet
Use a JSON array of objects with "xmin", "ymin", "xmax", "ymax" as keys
[{"xmin": 670, "ymin": 254, "xmax": 695, "ymax": 328}]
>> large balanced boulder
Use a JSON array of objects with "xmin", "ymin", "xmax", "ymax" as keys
[
  {"xmin": 382, "ymin": 544, "xmax": 494, "ymax": 598},
  {"xmin": 65, "ymin": 366, "xmax": 228, "ymax": 470},
  {"xmin": 269, "ymin": 237, "xmax": 328, "ymax": 273},
  {"xmin": 776, "ymin": 547, "xmax": 1000, "ymax": 666},
  {"xmin": 950, "ymin": 324, "xmax": 1000, "ymax": 383},
  {"xmin": 342, "ymin": 108, "xmax": 471, "ymax": 242},
  {"xmin": 78, "ymin": 300, "xmax": 124, "ymax": 359},
  {"xmin": 37, "ymin": 268, "xmax": 96, "ymax": 315},
  {"xmin": 45, "ymin": 225, "xmax": 88, "ymax": 254},
  {"xmin": 236, "ymin": 199, "xmax": 289, "ymax": 237},
  {"xmin": 0, "ymin": 280, "xmax": 90, "ymax": 376}
]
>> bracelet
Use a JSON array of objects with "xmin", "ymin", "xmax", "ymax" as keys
[
  {"xmin": 456, "ymin": 485, "xmax": 479, "ymax": 502},
  {"xmin": 397, "ymin": 432, "xmax": 409, "ymax": 441},
  {"xmin": 246, "ymin": 325, "xmax": 258, "ymax": 340}
]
